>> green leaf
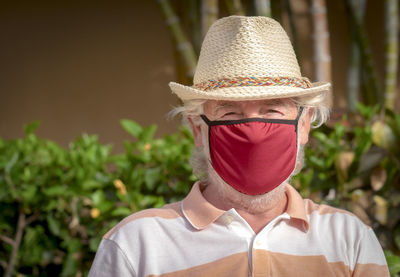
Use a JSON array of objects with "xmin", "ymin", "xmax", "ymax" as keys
[
  {"xmin": 356, "ymin": 103, "xmax": 379, "ymax": 120},
  {"xmin": 140, "ymin": 195, "xmax": 165, "ymax": 208},
  {"xmin": 91, "ymin": 190, "xmax": 112, "ymax": 212},
  {"xmin": 334, "ymin": 123, "xmax": 345, "ymax": 139},
  {"xmin": 91, "ymin": 190, "xmax": 105, "ymax": 206},
  {"xmin": 47, "ymin": 215, "xmax": 61, "ymax": 236},
  {"xmin": 21, "ymin": 225, "xmax": 46, "ymax": 265},
  {"xmin": 82, "ymin": 179, "xmax": 102, "ymax": 190},
  {"xmin": 21, "ymin": 185, "xmax": 38, "ymax": 202},
  {"xmin": 5, "ymin": 152, "xmax": 19, "ymax": 175},
  {"xmin": 43, "ymin": 185, "xmax": 66, "ymax": 196},
  {"xmin": 140, "ymin": 124, "xmax": 157, "ymax": 141},
  {"xmin": 95, "ymin": 171, "xmax": 110, "ymax": 183},
  {"xmin": 89, "ymin": 237, "xmax": 102, "ymax": 252},
  {"xmin": 45, "ymin": 199, "xmax": 58, "ymax": 211},
  {"xmin": 313, "ymin": 131, "xmax": 328, "ymax": 142},
  {"xmin": 24, "ymin": 120, "xmax": 41, "ymax": 135},
  {"xmin": 61, "ymin": 253, "xmax": 78, "ymax": 277},
  {"xmin": 111, "ymin": 206, "xmax": 131, "ymax": 217},
  {"xmin": 309, "ymin": 156, "xmax": 325, "ymax": 169},
  {"xmin": 144, "ymin": 167, "xmax": 161, "ymax": 190},
  {"xmin": 384, "ymin": 250, "xmax": 400, "ymax": 276},
  {"xmin": 120, "ymin": 119, "xmax": 142, "ymax": 137},
  {"xmin": 63, "ymin": 237, "xmax": 81, "ymax": 253},
  {"xmin": 98, "ymin": 201, "xmax": 113, "ymax": 213}
]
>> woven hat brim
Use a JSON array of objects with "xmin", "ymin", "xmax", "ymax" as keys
[{"xmin": 169, "ymin": 81, "xmax": 331, "ymax": 101}]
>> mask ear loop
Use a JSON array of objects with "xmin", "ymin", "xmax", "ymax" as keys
[
  {"xmin": 200, "ymin": 115, "xmax": 214, "ymax": 169},
  {"xmin": 290, "ymin": 106, "xmax": 304, "ymax": 182},
  {"xmin": 295, "ymin": 107, "xmax": 304, "ymax": 134},
  {"xmin": 200, "ymin": 115, "xmax": 211, "ymax": 126}
]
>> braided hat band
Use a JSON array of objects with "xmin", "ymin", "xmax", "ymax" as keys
[
  {"xmin": 193, "ymin": 76, "xmax": 312, "ymax": 91},
  {"xmin": 169, "ymin": 16, "xmax": 331, "ymax": 101}
]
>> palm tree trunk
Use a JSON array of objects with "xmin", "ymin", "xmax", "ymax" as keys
[
  {"xmin": 345, "ymin": 0, "xmax": 381, "ymax": 106},
  {"xmin": 311, "ymin": 0, "xmax": 332, "ymax": 83},
  {"xmin": 225, "ymin": 0, "xmax": 245, "ymax": 15},
  {"xmin": 189, "ymin": 0, "xmax": 202, "ymax": 55},
  {"xmin": 201, "ymin": 0, "xmax": 219, "ymax": 39},
  {"xmin": 347, "ymin": 0, "xmax": 366, "ymax": 112},
  {"xmin": 384, "ymin": 0, "xmax": 398, "ymax": 110},
  {"xmin": 285, "ymin": 0, "xmax": 300, "ymax": 61},
  {"xmin": 255, "ymin": 0, "xmax": 272, "ymax": 17},
  {"xmin": 158, "ymin": 0, "xmax": 198, "ymax": 79},
  {"xmin": 271, "ymin": 0, "xmax": 283, "ymax": 23}
]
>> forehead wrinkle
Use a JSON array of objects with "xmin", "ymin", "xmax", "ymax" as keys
[{"xmin": 264, "ymin": 98, "xmax": 292, "ymax": 106}]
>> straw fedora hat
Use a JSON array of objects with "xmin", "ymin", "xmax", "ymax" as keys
[{"xmin": 169, "ymin": 16, "xmax": 331, "ymax": 101}]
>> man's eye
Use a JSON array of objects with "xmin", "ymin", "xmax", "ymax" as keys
[
  {"xmin": 224, "ymin": 112, "xmax": 236, "ymax": 116},
  {"xmin": 265, "ymin": 108, "xmax": 285, "ymax": 115},
  {"xmin": 219, "ymin": 112, "xmax": 239, "ymax": 120}
]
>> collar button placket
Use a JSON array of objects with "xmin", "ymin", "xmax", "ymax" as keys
[{"xmin": 250, "ymin": 216, "xmax": 287, "ymax": 277}]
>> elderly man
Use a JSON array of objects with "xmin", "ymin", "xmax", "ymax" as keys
[{"xmin": 89, "ymin": 16, "xmax": 389, "ymax": 276}]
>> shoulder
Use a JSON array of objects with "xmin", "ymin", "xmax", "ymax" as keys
[
  {"xmin": 104, "ymin": 201, "xmax": 184, "ymax": 240},
  {"xmin": 303, "ymin": 199, "xmax": 372, "ymax": 237},
  {"xmin": 93, "ymin": 202, "xmax": 187, "ymax": 275},
  {"xmin": 304, "ymin": 198, "xmax": 364, "ymax": 221}
]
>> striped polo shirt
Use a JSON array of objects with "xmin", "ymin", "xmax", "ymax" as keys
[{"xmin": 89, "ymin": 182, "xmax": 389, "ymax": 277}]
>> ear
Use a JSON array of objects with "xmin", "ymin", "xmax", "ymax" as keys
[
  {"xmin": 299, "ymin": 109, "xmax": 313, "ymax": 145},
  {"xmin": 187, "ymin": 116, "xmax": 204, "ymax": 147}
]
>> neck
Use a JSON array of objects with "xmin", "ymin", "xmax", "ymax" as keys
[{"xmin": 202, "ymin": 182, "xmax": 288, "ymax": 234}]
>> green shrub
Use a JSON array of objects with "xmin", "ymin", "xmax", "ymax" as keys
[
  {"xmin": 1, "ymin": 105, "xmax": 400, "ymax": 276},
  {"xmin": 0, "ymin": 121, "xmax": 194, "ymax": 276},
  {"xmin": 292, "ymin": 104, "xmax": 400, "ymax": 276}
]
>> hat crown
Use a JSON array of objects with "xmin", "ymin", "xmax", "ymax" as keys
[{"xmin": 193, "ymin": 16, "xmax": 302, "ymax": 84}]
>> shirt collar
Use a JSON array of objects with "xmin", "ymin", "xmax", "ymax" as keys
[
  {"xmin": 285, "ymin": 185, "xmax": 310, "ymax": 232},
  {"xmin": 182, "ymin": 182, "xmax": 309, "ymax": 232},
  {"xmin": 181, "ymin": 182, "xmax": 225, "ymax": 230}
]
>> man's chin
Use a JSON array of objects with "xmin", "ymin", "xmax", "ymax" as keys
[{"xmin": 209, "ymin": 169, "xmax": 288, "ymax": 213}]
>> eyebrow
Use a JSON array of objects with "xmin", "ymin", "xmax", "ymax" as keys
[
  {"xmin": 211, "ymin": 99, "xmax": 294, "ymax": 116},
  {"xmin": 213, "ymin": 102, "xmax": 237, "ymax": 116}
]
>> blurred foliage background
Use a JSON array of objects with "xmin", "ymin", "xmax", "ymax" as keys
[{"xmin": 1, "ymin": 0, "xmax": 400, "ymax": 276}]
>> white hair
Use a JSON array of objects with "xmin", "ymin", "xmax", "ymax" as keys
[
  {"xmin": 292, "ymin": 92, "xmax": 331, "ymax": 128},
  {"xmin": 168, "ymin": 99, "xmax": 207, "ymax": 126}
]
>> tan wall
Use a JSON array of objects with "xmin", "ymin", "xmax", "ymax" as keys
[
  {"xmin": 1, "ymin": 1, "xmax": 397, "ymax": 152},
  {"xmin": 0, "ymin": 1, "xmax": 179, "ymax": 152}
]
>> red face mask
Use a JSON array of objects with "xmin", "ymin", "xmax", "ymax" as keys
[{"xmin": 201, "ymin": 108, "xmax": 303, "ymax": 196}]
